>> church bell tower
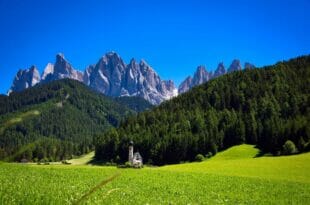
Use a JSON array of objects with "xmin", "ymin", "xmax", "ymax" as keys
[{"xmin": 128, "ymin": 141, "xmax": 134, "ymax": 164}]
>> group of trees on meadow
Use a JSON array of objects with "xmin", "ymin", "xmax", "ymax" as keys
[{"xmin": 95, "ymin": 56, "xmax": 310, "ymax": 165}]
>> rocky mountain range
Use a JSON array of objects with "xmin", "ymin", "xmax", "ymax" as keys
[
  {"xmin": 9, "ymin": 52, "xmax": 177, "ymax": 105},
  {"xmin": 83, "ymin": 52, "xmax": 177, "ymax": 104},
  {"xmin": 41, "ymin": 53, "xmax": 84, "ymax": 83},
  {"xmin": 8, "ymin": 66, "xmax": 41, "ymax": 94},
  {"xmin": 178, "ymin": 59, "xmax": 255, "ymax": 94},
  {"xmin": 8, "ymin": 52, "xmax": 254, "ymax": 104}
]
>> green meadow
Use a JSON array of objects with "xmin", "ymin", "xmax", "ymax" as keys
[{"xmin": 0, "ymin": 145, "xmax": 309, "ymax": 204}]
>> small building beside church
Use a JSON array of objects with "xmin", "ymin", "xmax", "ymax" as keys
[{"xmin": 128, "ymin": 141, "xmax": 143, "ymax": 168}]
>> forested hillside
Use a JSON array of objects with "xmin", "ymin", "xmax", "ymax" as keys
[
  {"xmin": 95, "ymin": 56, "xmax": 310, "ymax": 165},
  {"xmin": 0, "ymin": 79, "xmax": 151, "ymax": 162},
  {"xmin": 113, "ymin": 96, "xmax": 153, "ymax": 112}
]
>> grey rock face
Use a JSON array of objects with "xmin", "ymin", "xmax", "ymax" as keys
[
  {"xmin": 87, "ymin": 52, "xmax": 126, "ymax": 96},
  {"xmin": 41, "ymin": 63, "xmax": 54, "ymax": 81},
  {"xmin": 178, "ymin": 60, "xmax": 256, "ymax": 94},
  {"xmin": 213, "ymin": 62, "xmax": 226, "ymax": 78},
  {"xmin": 228, "ymin": 59, "xmax": 242, "ymax": 73},
  {"xmin": 9, "ymin": 52, "xmax": 257, "ymax": 104},
  {"xmin": 86, "ymin": 52, "xmax": 177, "ymax": 104},
  {"xmin": 8, "ymin": 66, "xmax": 41, "ymax": 94},
  {"xmin": 9, "ymin": 52, "xmax": 176, "ymax": 105},
  {"xmin": 123, "ymin": 58, "xmax": 140, "ymax": 95},
  {"xmin": 83, "ymin": 65, "xmax": 94, "ymax": 86},
  {"xmin": 244, "ymin": 62, "xmax": 255, "ymax": 70},
  {"xmin": 178, "ymin": 66, "xmax": 210, "ymax": 94},
  {"xmin": 192, "ymin": 66, "xmax": 210, "ymax": 85},
  {"xmin": 41, "ymin": 53, "xmax": 83, "ymax": 83},
  {"xmin": 178, "ymin": 76, "xmax": 192, "ymax": 94}
]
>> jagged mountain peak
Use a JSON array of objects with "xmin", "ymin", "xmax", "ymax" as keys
[
  {"xmin": 29, "ymin": 65, "xmax": 37, "ymax": 71},
  {"xmin": 56, "ymin": 52, "xmax": 65, "ymax": 59},
  {"xmin": 106, "ymin": 51, "xmax": 118, "ymax": 56},
  {"xmin": 84, "ymin": 52, "xmax": 175, "ymax": 104},
  {"xmin": 178, "ymin": 65, "xmax": 211, "ymax": 94},
  {"xmin": 196, "ymin": 65, "xmax": 207, "ymax": 72},
  {"xmin": 8, "ymin": 65, "xmax": 41, "ymax": 94},
  {"xmin": 129, "ymin": 58, "xmax": 136, "ymax": 64},
  {"xmin": 41, "ymin": 63, "xmax": 54, "ymax": 80},
  {"xmin": 139, "ymin": 59, "xmax": 148, "ymax": 67},
  {"xmin": 178, "ymin": 59, "xmax": 255, "ymax": 94},
  {"xmin": 139, "ymin": 59, "xmax": 158, "ymax": 75},
  {"xmin": 244, "ymin": 62, "xmax": 255, "ymax": 69},
  {"xmin": 101, "ymin": 51, "xmax": 123, "ymax": 63},
  {"xmin": 194, "ymin": 65, "xmax": 208, "ymax": 77},
  {"xmin": 192, "ymin": 65, "xmax": 210, "ymax": 85},
  {"xmin": 213, "ymin": 62, "xmax": 226, "ymax": 78},
  {"xmin": 178, "ymin": 76, "xmax": 193, "ymax": 94},
  {"xmin": 41, "ymin": 54, "xmax": 83, "ymax": 83},
  {"xmin": 98, "ymin": 52, "xmax": 126, "ymax": 72},
  {"xmin": 228, "ymin": 59, "xmax": 242, "ymax": 73}
]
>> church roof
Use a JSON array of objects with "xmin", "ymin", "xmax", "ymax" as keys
[{"xmin": 133, "ymin": 152, "xmax": 142, "ymax": 160}]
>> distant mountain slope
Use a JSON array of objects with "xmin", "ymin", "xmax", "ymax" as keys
[
  {"xmin": 95, "ymin": 55, "xmax": 310, "ymax": 165},
  {"xmin": 0, "ymin": 79, "xmax": 150, "ymax": 162}
]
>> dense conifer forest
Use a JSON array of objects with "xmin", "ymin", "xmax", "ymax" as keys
[
  {"xmin": 0, "ymin": 79, "xmax": 151, "ymax": 162},
  {"xmin": 95, "ymin": 56, "xmax": 310, "ymax": 165}
]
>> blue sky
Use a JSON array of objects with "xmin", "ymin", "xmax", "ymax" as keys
[{"xmin": 0, "ymin": 0, "xmax": 309, "ymax": 94}]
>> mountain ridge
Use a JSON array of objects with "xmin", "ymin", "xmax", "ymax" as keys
[
  {"xmin": 178, "ymin": 60, "xmax": 255, "ymax": 94},
  {"xmin": 8, "ymin": 52, "xmax": 254, "ymax": 104},
  {"xmin": 9, "ymin": 52, "xmax": 177, "ymax": 105}
]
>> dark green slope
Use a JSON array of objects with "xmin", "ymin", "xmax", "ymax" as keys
[
  {"xmin": 0, "ymin": 79, "xmax": 150, "ymax": 162},
  {"xmin": 95, "ymin": 55, "xmax": 310, "ymax": 165},
  {"xmin": 114, "ymin": 96, "xmax": 154, "ymax": 112}
]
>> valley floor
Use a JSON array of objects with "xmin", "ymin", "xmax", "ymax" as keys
[{"xmin": 0, "ymin": 145, "xmax": 309, "ymax": 204}]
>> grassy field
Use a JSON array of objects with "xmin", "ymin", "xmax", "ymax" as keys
[
  {"xmin": 67, "ymin": 151, "xmax": 95, "ymax": 165},
  {"xmin": 0, "ymin": 145, "xmax": 309, "ymax": 204}
]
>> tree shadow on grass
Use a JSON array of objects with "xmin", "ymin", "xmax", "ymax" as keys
[
  {"xmin": 254, "ymin": 145, "xmax": 265, "ymax": 158},
  {"xmin": 254, "ymin": 150, "xmax": 265, "ymax": 158}
]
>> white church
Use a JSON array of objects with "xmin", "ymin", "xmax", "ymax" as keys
[{"xmin": 128, "ymin": 141, "xmax": 143, "ymax": 168}]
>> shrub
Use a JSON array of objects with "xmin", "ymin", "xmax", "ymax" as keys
[
  {"xmin": 115, "ymin": 155, "xmax": 120, "ymax": 163},
  {"xmin": 105, "ymin": 162, "xmax": 117, "ymax": 166},
  {"xmin": 297, "ymin": 137, "xmax": 306, "ymax": 152},
  {"xmin": 195, "ymin": 154, "xmax": 204, "ymax": 162},
  {"xmin": 125, "ymin": 161, "xmax": 131, "ymax": 167},
  {"xmin": 282, "ymin": 140, "xmax": 298, "ymax": 155},
  {"xmin": 117, "ymin": 161, "xmax": 132, "ymax": 168},
  {"xmin": 205, "ymin": 152, "xmax": 213, "ymax": 158},
  {"xmin": 61, "ymin": 160, "xmax": 71, "ymax": 165},
  {"xmin": 305, "ymin": 142, "xmax": 310, "ymax": 152},
  {"xmin": 147, "ymin": 159, "xmax": 153, "ymax": 165}
]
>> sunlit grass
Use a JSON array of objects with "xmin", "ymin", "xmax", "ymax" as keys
[
  {"xmin": 160, "ymin": 144, "xmax": 310, "ymax": 183},
  {"xmin": 0, "ymin": 145, "xmax": 309, "ymax": 204},
  {"xmin": 68, "ymin": 151, "xmax": 95, "ymax": 165}
]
